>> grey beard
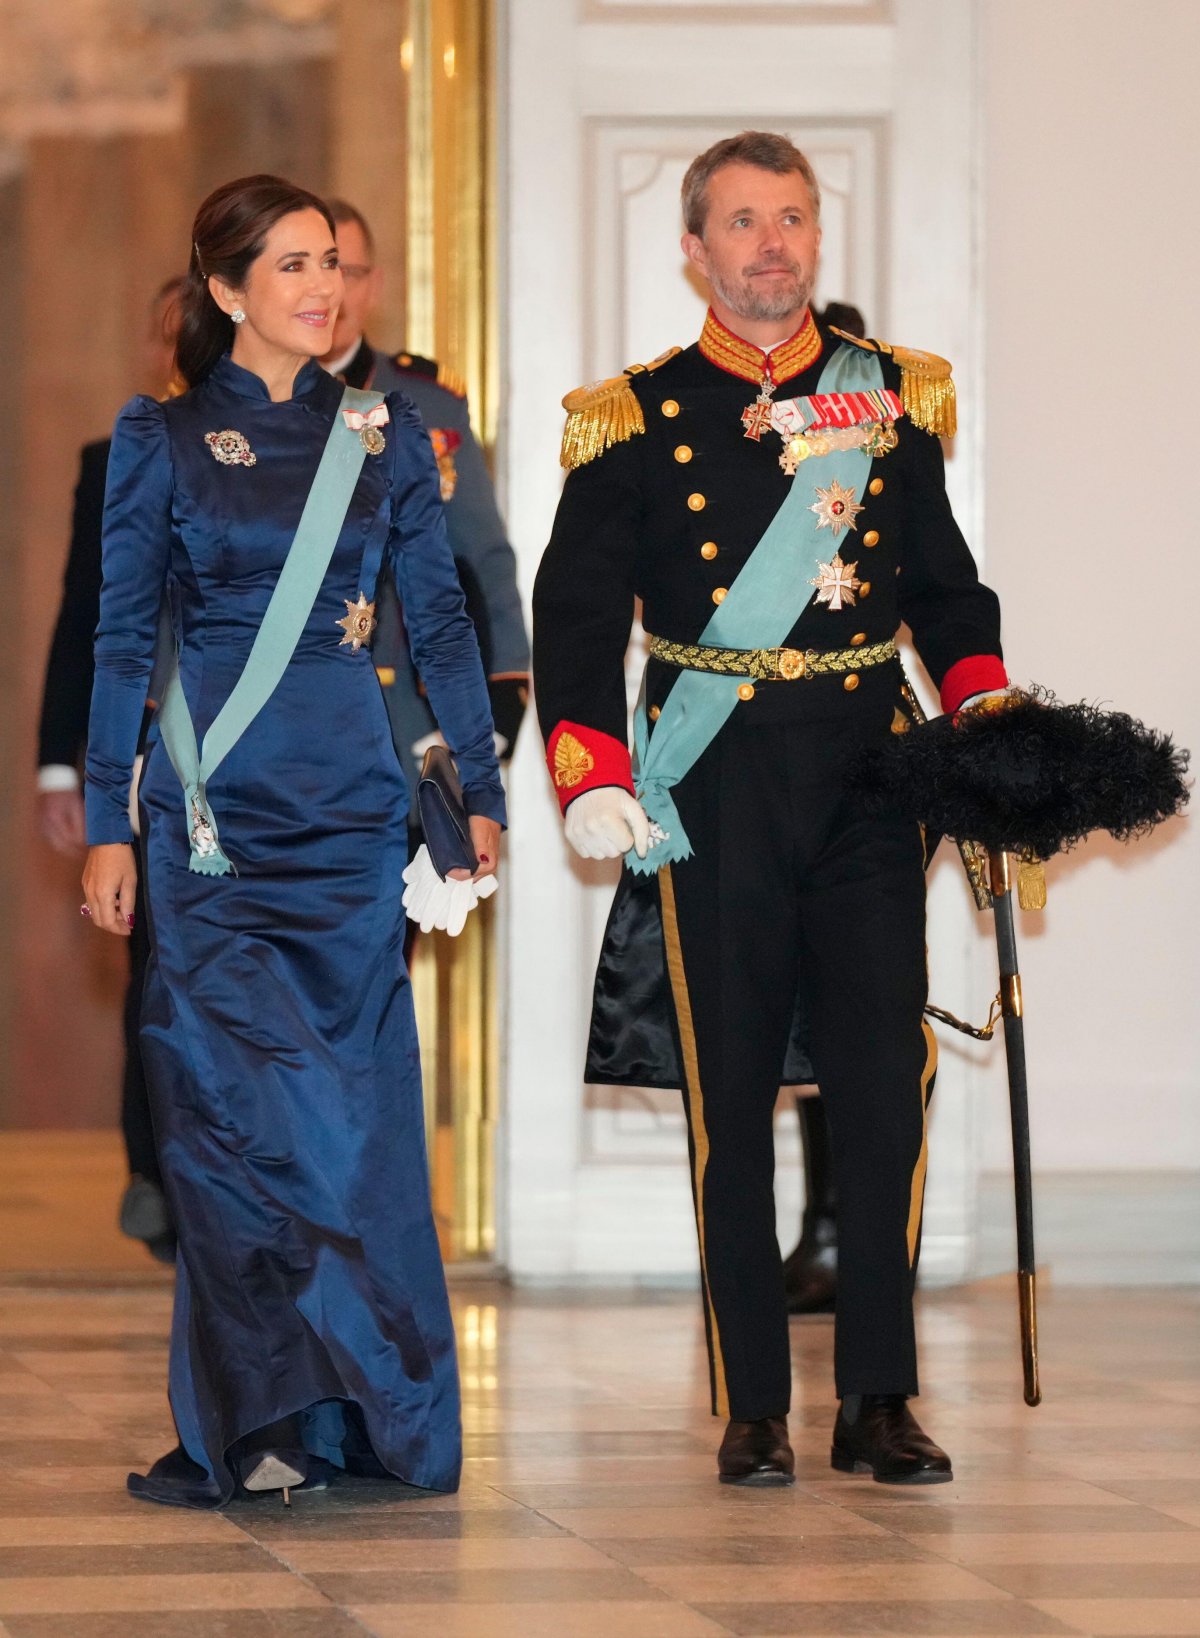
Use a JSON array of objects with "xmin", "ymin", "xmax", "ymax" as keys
[{"xmin": 709, "ymin": 262, "xmax": 811, "ymax": 324}]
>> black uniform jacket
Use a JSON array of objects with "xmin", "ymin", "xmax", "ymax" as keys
[
  {"xmin": 38, "ymin": 439, "xmax": 110, "ymax": 771},
  {"xmin": 532, "ymin": 311, "xmax": 1007, "ymax": 1089}
]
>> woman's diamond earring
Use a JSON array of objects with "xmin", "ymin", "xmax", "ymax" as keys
[{"xmin": 231, "ymin": 308, "xmax": 246, "ymax": 324}]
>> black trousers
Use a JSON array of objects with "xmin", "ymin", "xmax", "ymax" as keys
[{"xmin": 660, "ymin": 713, "xmax": 935, "ymax": 1419}]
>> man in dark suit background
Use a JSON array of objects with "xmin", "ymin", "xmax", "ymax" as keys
[
  {"xmin": 37, "ymin": 277, "xmax": 183, "ymax": 1262},
  {"xmin": 318, "ymin": 199, "xmax": 530, "ymax": 802}
]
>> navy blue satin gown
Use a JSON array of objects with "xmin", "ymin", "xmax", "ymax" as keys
[{"xmin": 85, "ymin": 355, "xmax": 505, "ymax": 1508}]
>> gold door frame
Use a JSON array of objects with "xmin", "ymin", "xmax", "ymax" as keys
[{"xmin": 403, "ymin": 0, "xmax": 499, "ymax": 1263}]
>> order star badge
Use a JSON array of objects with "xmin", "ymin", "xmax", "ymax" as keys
[
  {"xmin": 337, "ymin": 592, "xmax": 377, "ymax": 651},
  {"xmin": 811, "ymin": 553, "xmax": 862, "ymax": 611},
  {"xmin": 810, "ymin": 478, "xmax": 864, "ymax": 538}
]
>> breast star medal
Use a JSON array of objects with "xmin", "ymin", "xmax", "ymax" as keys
[
  {"xmin": 811, "ymin": 553, "xmax": 862, "ymax": 611},
  {"xmin": 342, "ymin": 403, "xmax": 390, "ymax": 456},
  {"xmin": 810, "ymin": 478, "xmax": 865, "ymax": 537},
  {"xmin": 205, "ymin": 430, "xmax": 256, "ymax": 467},
  {"xmin": 337, "ymin": 592, "xmax": 377, "ymax": 651}
]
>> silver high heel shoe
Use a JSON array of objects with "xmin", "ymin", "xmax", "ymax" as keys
[{"xmin": 239, "ymin": 1451, "xmax": 307, "ymax": 1507}]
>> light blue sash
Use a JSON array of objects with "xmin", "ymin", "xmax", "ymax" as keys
[
  {"xmin": 627, "ymin": 344, "xmax": 886, "ymax": 875},
  {"xmin": 159, "ymin": 384, "xmax": 384, "ymax": 875}
]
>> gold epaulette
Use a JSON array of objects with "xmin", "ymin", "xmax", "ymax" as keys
[
  {"xmin": 829, "ymin": 326, "xmax": 957, "ymax": 437},
  {"xmin": 436, "ymin": 362, "xmax": 467, "ymax": 398},
  {"xmin": 559, "ymin": 346, "xmax": 682, "ymax": 470}
]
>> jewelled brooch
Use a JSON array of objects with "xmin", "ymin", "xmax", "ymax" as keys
[{"xmin": 205, "ymin": 429, "xmax": 257, "ymax": 467}]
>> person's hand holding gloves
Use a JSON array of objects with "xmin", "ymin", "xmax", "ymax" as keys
[{"xmin": 402, "ymin": 844, "xmax": 498, "ymax": 936}]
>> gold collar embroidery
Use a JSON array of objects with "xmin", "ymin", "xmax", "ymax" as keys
[{"xmin": 698, "ymin": 308, "xmax": 822, "ymax": 387}]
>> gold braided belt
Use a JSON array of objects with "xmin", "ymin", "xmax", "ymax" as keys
[{"xmin": 647, "ymin": 633, "xmax": 898, "ymax": 683}]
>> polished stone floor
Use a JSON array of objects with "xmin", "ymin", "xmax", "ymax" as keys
[{"xmin": 0, "ymin": 1141, "xmax": 1198, "ymax": 1636}]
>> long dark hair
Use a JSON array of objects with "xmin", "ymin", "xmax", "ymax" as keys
[{"xmin": 176, "ymin": 175, "xmax": 335, "ymax": 389}]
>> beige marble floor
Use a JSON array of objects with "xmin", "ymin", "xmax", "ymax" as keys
[{"xmin": 0, "ymin": 1140, "xmax": 1197, "ymax": 1636}]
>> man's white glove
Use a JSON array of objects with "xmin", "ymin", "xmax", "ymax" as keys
[
  {"xmin": 402, "ymin": 843, "xmax": 498, "ymax": 936},
  {"xmin": 564, "ymin": 787, "xmax": 651, "ymax": 861}
]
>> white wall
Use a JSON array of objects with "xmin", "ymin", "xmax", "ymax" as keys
[{"xmin": 979, "ymin": 0, "xmax": 1200, "ymax": 1171}]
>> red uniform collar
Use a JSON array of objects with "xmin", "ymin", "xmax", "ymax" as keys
[{"xmin": 698, "ymin": 307, "xmax": 822, "ymax": 387}]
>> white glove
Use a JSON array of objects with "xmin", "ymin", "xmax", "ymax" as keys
[
  {"xmin": 402, "ymin": 844, "xmax": 498, "ymax": 936},
  {"xmin": 564, "ymin": 787, "xmax": 651, "ymax": 861}
]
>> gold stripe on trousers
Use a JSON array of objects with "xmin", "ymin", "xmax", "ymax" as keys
[
  {"xmin": 907, "ymin": 1020, "xmax": 939, "ymax": 1266},
  {"xmin": 659, "ymin": 864, "xmax": 730, "ymax": 1419}
]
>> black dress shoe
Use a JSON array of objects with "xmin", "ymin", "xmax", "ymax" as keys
[
  {"xmin": 782, "ymin": 1223, "xmax": 836, "ymax": 1315},
  {"xmin": 718, "ymin": 1417, "xmax": 795, "ymax": 1486},
  {"xmin": 119, "ymin": 1177, "xmax": 176, "ymax": 1263},
  {"xmin": 783, "ymin": 1096, "xmax": 837, "ymax": 1316},
  {"xmin": 831, "ymin": 1394, "xmax": 952, "ymax": 1485}
]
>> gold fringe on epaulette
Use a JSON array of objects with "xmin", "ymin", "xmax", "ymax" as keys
[
  {"xmin": 560, "ymin": 376, "xmax": 645, "ymax": 470},
  {"xmin": 888, "ymin": 344, "xmax": 957, "ymax": 437},
  {"xmin": 436, "ymin": 363, "xmax": 467, "ymax": 398},
  {"xmin": 900, "ymin": 368, "xmax": 957, "ymax": 437}
]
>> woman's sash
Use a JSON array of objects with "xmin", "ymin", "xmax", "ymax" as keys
[
  {"xmin": 627, "ymin": 343, "xmax": 886, "ymax": 875},
  {"xmin": 158, "ymin": 383, "xmax": 384, "ymax": 875}
]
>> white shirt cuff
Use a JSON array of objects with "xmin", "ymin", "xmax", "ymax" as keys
[{"xmin": 38, "ymin": 765, "xmax": 80, "ymax": 793}]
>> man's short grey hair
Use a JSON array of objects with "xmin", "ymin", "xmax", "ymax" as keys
[
  {"xmin": 327, "ymin": 197, "xmax": 376, "ymax": 261},
  {"xmin": 681, "ymin": 131, "xmax": 821, "ymax": 238}
]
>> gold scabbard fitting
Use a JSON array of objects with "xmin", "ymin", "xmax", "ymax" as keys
[
  {"xmin": 1000, "ymin": 974, "xmax": 1024, "ymax": 1018},
  {"xmin": 1018, "ymin": 1268, "xmax": 1042, "ymax": 1406}
]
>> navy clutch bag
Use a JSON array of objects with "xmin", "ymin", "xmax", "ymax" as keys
[{"xmin": 416, "ymin": 746, "xmax": 478, "ymax": 880}]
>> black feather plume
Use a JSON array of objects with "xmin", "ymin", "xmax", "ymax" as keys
[{"xmin": 853, "ymin": 687, "xmax": 1190, "ymax": 858}]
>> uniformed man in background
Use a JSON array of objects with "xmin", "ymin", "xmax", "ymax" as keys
[
  {"xmin": 533, "ymin": 132, "xmax": 1010, "ymax": 1487},
  {"xmin": 319, "ymin": 199, "xmax": 529, "ymax": 798},
  {"xmin": 37, "ymin": 277, "xmax": 184, "ymax": 1263}
]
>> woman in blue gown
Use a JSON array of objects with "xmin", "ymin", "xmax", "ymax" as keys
[{"xmin": 82, "ymin": 176, "xmax": 504, "ymax": 1509}]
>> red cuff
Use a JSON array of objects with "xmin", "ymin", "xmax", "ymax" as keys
[
  {"xmin": 939, "ymin": 655, "xmax": 1009, "ymax": 715},
  {"xmin": 546, "ymin": 721, "xmax": 634, "ymax": 814}
]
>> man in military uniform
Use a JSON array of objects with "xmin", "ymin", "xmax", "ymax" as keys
[
  {"xmin": 319, "ymin": 200, "xmax": 529, "ymax": 800},
  {"xmin": 37, "ymin": 277, "xmax": 183, "ymax": 1262},
  {"xmin": 533, "ymin": 132, "xmax": 1009, "ymax": 1486}
]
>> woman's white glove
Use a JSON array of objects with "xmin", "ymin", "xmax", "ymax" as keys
[
  {"xmin": 402, "ymin": 844, "xmax": 498, "ymax": 936},
  {"xmin": 564, "ymin": 787, "xmax": 651, "ymax": 861}
]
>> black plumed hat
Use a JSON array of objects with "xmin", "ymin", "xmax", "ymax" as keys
[{"xmin": 854, "ymin": 688, "xmax": 1190, "ymax": 859}]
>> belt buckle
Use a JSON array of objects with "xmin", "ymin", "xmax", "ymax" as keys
[{"xmin": 776, "ymin": 647, "xmax": 807, "ymax": 681}]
